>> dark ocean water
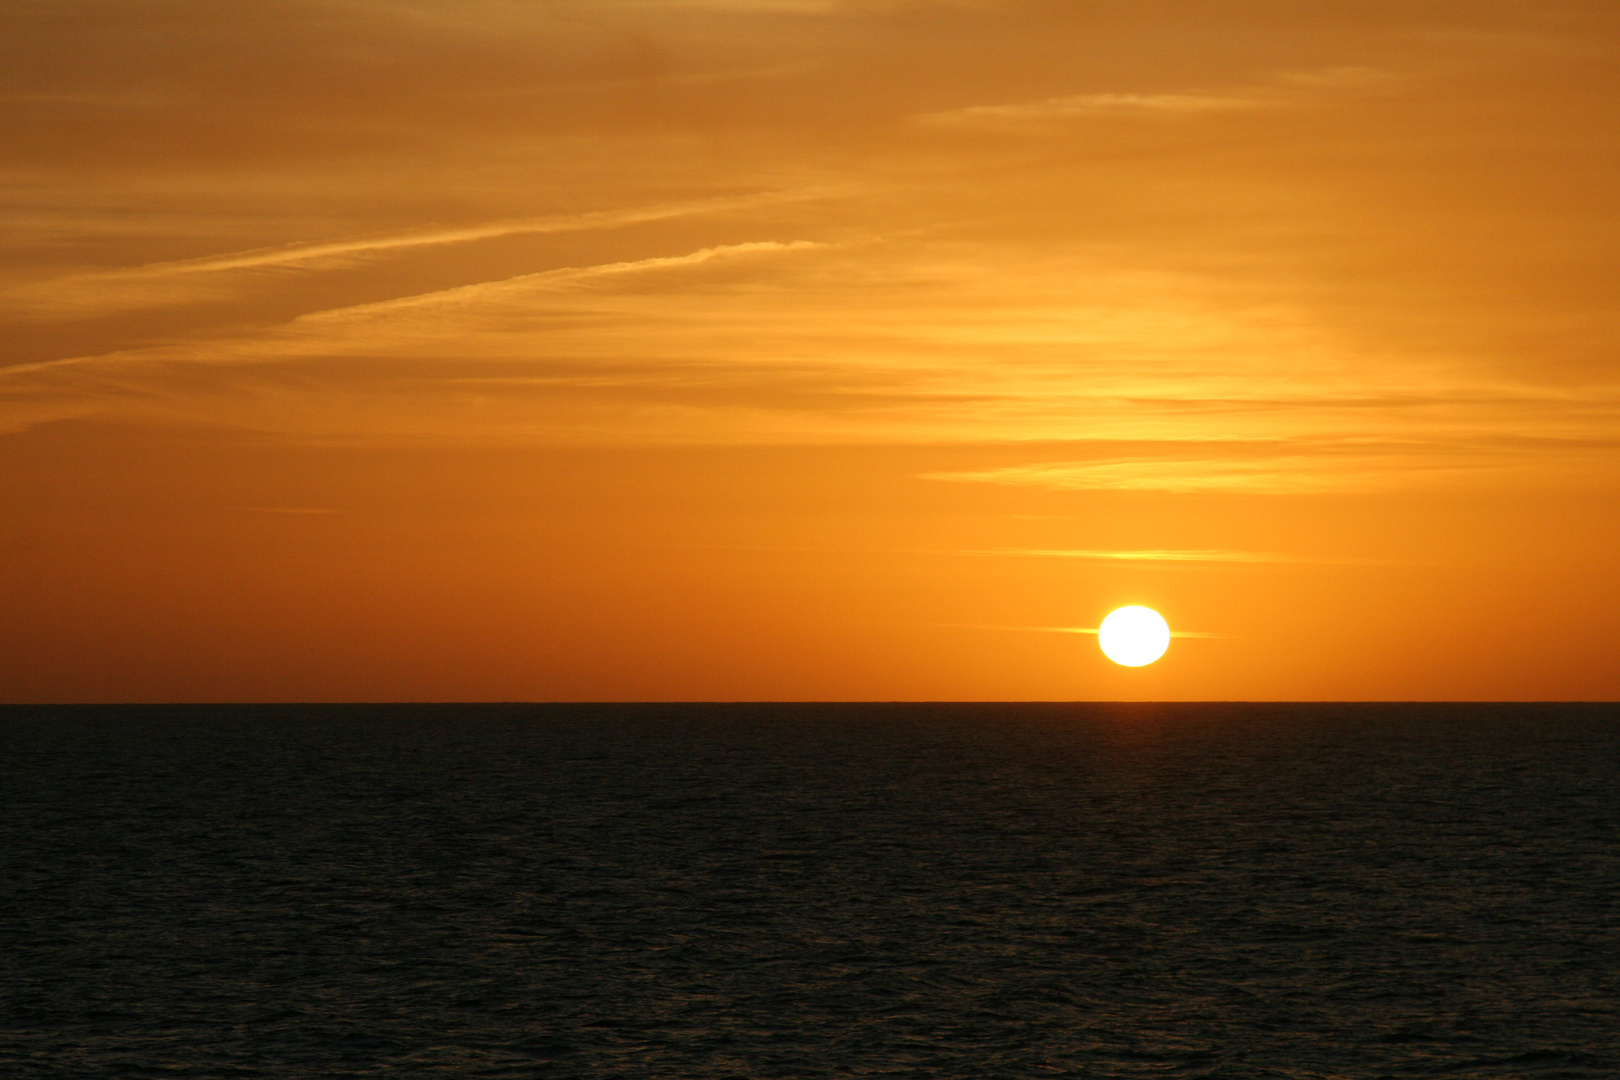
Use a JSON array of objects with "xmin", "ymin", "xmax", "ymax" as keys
[{"xmin": 2, "ymin": 704, "xmax": 1617, "ymax": 1079}]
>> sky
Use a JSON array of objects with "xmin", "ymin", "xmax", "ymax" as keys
[{"xmin": 3, "ymin": 0, "xmax": 1619, "ymax": 701}]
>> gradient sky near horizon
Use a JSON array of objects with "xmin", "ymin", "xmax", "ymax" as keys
[{"xmin": 3, "ymin": 0, "xmax": 1619, "ymax": 701}]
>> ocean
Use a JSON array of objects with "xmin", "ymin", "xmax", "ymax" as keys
[{"xmin": 2, "ymin": 703, "xmax": 1616, "ymax": 1078}]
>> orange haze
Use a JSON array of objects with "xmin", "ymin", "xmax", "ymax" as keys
[{"xmin": 3, "ymin": 1, "xmax": 1619, "ymax": 701}]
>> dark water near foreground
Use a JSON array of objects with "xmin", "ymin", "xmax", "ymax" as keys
[{"xmin": 3, "ymin": 704, "xmax": 1618, "ymax": 1079}]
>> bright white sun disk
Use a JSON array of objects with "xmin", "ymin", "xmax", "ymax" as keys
[{"xmin": 1097, "ymin": 606, "xmax": 1170, "ymax": 667}]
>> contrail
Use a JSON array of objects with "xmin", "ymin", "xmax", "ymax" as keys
[
  {"xmin": 0, "ymin": 240, "xmax": 829, "ymax": 376},
  {"xmin": 92, "ymin": 189, "xmax": 840, "ymax": 278},
  {"xmin": 294, "ymin": 240, "xmax": 828, "ymax": 322}
]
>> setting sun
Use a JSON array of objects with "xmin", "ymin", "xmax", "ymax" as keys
[{"xmin": 1097, "ymin": 607, "xmax": 1171, "ymax": 668}]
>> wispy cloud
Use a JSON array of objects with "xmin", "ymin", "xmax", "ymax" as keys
[
  {"xmin": 923, "ymin": 451, "xmax": 1540, "ymax": 495},
  {"xmin": 1275, "ymin": 66, "xmax": 1403, "ymax": 90},
  {"xmin": 458, "ymin": 63, "xmax": 822, "ymax": 99},
  {"xmin": 0, "ymin": 238, "xmax": 842, "ymax": 436},
  {"xmin": 604, "ymin": 0, "xmax": 841, "ymax": 10},
  {"xmin": 126, "ymin": 192, "xmax": 828, "ymax": 277},
  {"xmin": 8, "ymin": 229, "xmax": 1620, "ymax": 459},
  {"xmin": 913, "ymin": 64, "xmax": 1400, "ymax": 133},
  {"xmin": 966, "ymin": 548, "xmax": 1307, "ymax": 564},
  {"xmin": 1, "ymin": 238, "xmax": 830, "ymax": 380},
  {"xmin": 3, "ymin": 190, "xmax": 840, "ymax": 318},
  {"xmin": 914, "ymin": 91, "xmax": 1271, "ymax": 129},
  {"xmin": 297, "ymin": 240, "xmax": 829, "ymax": 323},
  {"xmin": 925, "ymin": 622, "xmax": 1224, "ymax": 639}
]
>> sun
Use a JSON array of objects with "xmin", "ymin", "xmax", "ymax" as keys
[{"xmin": 1097, "ymin": 606, "xmax": 1170, "ymax": 667}]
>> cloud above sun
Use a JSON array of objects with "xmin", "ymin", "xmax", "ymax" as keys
[{"xmin": 4, "ymin": 0, "xmax": 1619, "ymax": 493}]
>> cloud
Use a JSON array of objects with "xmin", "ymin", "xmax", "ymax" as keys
[
  {"xmin": 0, "ymin": 237, "xmax": 842, "ymax": 436},
  {"xmin": 603, "ymin": 0, "xmax": 841, "ymax": 10},
  {"xmin": 5, "ymin": 0, "xmax": 1620, "ymax": 464},
  {"xmin": 3, "ymin": 190, "xmax": 839, "ymax": 319},
  {"xmin": 925, "ymin": 622, "xmax": 1224, "ymax": 639},
  {"xmin": 922, "ymin": 443, "xmax": 1611, "ymax": 495},
  {"xmin": 914, "ymin": 91, "xmax": 1271, "ymax": 129},
  {"xmin": 121, "ymin": 192, "xmax": 826, "ymax": 278},
  {"xmin": 295, "ymin": 240, "xmax": 829, "ymax": 324},
  {"xmin": 7, "ymin": 225, "xmax": 1620, "ymax": 461},
  {"xmin": 912, "ymin": 63, "xmax": 1407, "ymax": 134},
  {"xmin": 969, "ymin": 548, "xmax": 1308, "ymax": 563},
  {"xmin": 1275, "ymin": 66, "xmax": 1402, "ymax": 90},
  {"xmin": 3, "ymin": 238, "xmax": 830, "ymax": 375}
]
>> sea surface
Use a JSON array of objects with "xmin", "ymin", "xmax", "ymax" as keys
[{"xmin": 2, "ymin": 703, "xmax": 1617, "ymax": 1079}]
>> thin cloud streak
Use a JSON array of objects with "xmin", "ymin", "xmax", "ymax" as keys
[
  {"xmin": 0, "ymin": 240, "xmax": 830, "ymax": 381},
  {"xmin": 3, "ymin": 190, "xmax": 841, "ymax": 318},
  {"xmin": 294, "ymin": 240, "xmax": 831, "ymax": 322},
  {"xmin": 923, "ymin": 622, "xmax": 1225, "ymax": 639},
  {"xmin": 912, "ymin": 64, "xmax": 1401, "ymax": 132},
  {"xmin": 968, "ymin": 548, "xmax": 1316, "ymax": 564},
  {"xmin": 922, "ymin": 450, "xmax": 1602, "ymax": 495},
  {"xmin": 914, "ymin": 91, "xmax": 1271, "ymax": 128},
  {"xmin": 116, "ymin": 191, "xmax": 833, "ymax": 278}
]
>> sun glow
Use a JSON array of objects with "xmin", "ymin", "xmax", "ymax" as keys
[{"xmin": 1097, "ymin": 606, "xmax": 1171, "ymax": 667}]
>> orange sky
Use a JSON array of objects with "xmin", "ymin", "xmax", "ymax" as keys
[{"xmin": 3, "ymin": 0, "xmax": 1619, "ymax": 701}]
